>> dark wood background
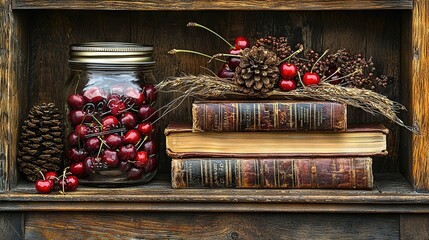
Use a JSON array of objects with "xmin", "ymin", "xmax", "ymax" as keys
[{"xmin": 22, "ymin": 10, "xmax": 402, "ymax": 177}]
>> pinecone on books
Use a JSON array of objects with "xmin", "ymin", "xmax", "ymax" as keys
[
  {"xmin": 17, "ymin": 103, "xmax": 64, "ymax": 182},
  {"xmin": 234, "ymin": 46, "xmax": 280, "ymax": 98}
]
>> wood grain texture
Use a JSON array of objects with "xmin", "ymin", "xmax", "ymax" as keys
[
  {"xmin": 410, "ymin": 0, "xmax": 429, "ymax": 191},
  {"xmin": 24, "ymin": 212, "xmax": 399, "ymax": 239},
  {"xmin": 401, "ymin": 214, "xmax": 429, "ymax": 240},
  {"xmin": 12, "ymin": 0, "xmax": 413, "ymax": 10},
  {"xmin": 0, "ymin": 213, "xmax": 24, "ymax": 240},
  {"xmin": 0, "ymin": 0, "xmax": 27, "ymax": 190},
  {"xmin": 1, "ymin": 173, "xmax": 429, "ymax": 213}
]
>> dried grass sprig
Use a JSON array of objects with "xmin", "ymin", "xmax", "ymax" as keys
[{"xmin": 156, "ymin": 75, "xmax": 420, "ymax": 134}]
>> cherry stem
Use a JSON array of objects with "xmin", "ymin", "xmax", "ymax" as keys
[
  {"xmin": 60, "ymin": 167, "xmax": 69, "ymax": 195},
  {"xmin": 280, "ymin": 45, "xmax": 304, "ymax": 63},
  {"xmin": 136, "ymin": 135, "xmax": 149, "ymax": 150},
  {"xmin": 96, "ymin": 140, "xmax": 104, "ymax": 158},
  {"xmin": 322, "ymin": 67, "xmax": 341, "ymax": 81},
  {"xmin": 98, "ymin": 136, "xmax": 111, "ymax": 149},
  {"xmin": 168, "ymin": 49, "xmax": 227, "ymax": 63},
  {"xmin": 208, "ymin": 53, "xmax": 242, "ymax": 63},
  {"xmin": 91, "ymin": 115, "xmax": 103, "ymax": 126},
  {"xmin": 297, "ymin": 73, "xmax": 306, "ymax": 89},
  {"xmin": 187, "ymin": 22, "xmax": 234, "ymax": 48},
  {"xmin": 327, "ymin": 69, "xmax": 361, "ymax": 82},
  {"xmin": 38, "ymin": 170, "xmax": 45, "ymax": 180},
  {"xmin": 311, "ymin": 49, "xmax": 329, "ymax": 73}
]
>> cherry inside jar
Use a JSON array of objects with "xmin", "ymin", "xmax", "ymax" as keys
[{"xmin": 65, "ymin": 42, "xmax": 158, "ymax": 187}]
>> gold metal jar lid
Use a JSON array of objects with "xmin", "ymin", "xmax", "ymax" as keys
[{"xmin": 69, "ymin": 42, "xmax": 154, "ymax": 68}]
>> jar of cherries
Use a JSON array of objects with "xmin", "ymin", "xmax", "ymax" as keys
[{"xmin": 65, "ymin": 42, "xmax": 158, "ymax": 187}]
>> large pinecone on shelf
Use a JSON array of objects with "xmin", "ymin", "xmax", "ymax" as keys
[
  {"xmin": 17, "ymin": 103, "xmax": 64, "ymax": 182},
  {"xmin": 234, "ymin": 46, "xmax": 280, "ymax": 97}
]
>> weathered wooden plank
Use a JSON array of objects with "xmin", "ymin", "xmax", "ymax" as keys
[
  {"xmin": 12, "ymin": 0, "xmax": 413, "ymax": 11},
  {"xmin": 24, "ymin": 212, "xmax": 399, "ymax": 239},
  {"xmin": 401, "ymin": 214, "xmax": 429, "ymax": 240},
  {"xmin": 375, "ymin": 173, "xmax": 414, "ymax": 194},
  {"xmin": 0, "ymin": 0, "xmax": 27, "ymax": 190},
  {"xmin": 0, "ymin": 212, "xmax": 24, "ymax": 240},
  {"xmin": 410, "ymin": 0, "xmax": 429, "ymax": 191}
]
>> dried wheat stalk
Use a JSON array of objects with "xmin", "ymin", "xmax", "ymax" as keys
[{"xmin": 156, "ymin": 75, "xmax": 419, "ymax": 133}]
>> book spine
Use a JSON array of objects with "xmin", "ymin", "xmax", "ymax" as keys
[
  {"xmin": 171, "ymin": 157, "xmax": 373, "ymax": 189},
  {"xmin": 192, "ymin": 101, "xmax": 347, "ymax": 132}
]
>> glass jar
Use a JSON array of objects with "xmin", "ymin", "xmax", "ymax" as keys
[{"xmin": 65, "ymin": 42, "xmax": 158, "ymax": 187}]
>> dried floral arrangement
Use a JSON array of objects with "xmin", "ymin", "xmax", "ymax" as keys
[{"xmin": 156, "ymin": 22, "xmax": 419, "ymax": 133}]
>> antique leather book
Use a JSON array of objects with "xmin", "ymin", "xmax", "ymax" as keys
[
  {"xmin": 171, "ymin": 157, "xmax": 373, "ymax": 189},
  {"xmin": 192, "ymin": 100, "xmax": 347, "ymax": 132},
  {"xmin": 165, "ymin": 123, "xmax": 388, "ymax": 158}
]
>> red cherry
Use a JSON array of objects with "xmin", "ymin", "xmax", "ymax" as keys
[
  {"xmin": 279, "ymin": 63, "xmax": 298, "ymax": 79},
  {"xmin": 111, "ymin": 103, "xmax": 126, "ymax": 116},
  {"xmin": 278, "ymin": 79, "xmax": 297, "ymax": 92},
  {"xmin": 35, "ymin": 179, "xmax": 53, "ymax": 194},
  {"xmin": 119, "ymin": 161, "xmax": 132, "ymax": 172},
  {"xmin": 67, "ymin": 94, "xmax": 85, "ymax": 110},
  {"xmin": 68, "ymin": 110, "xmax": 91, "ymax": 126},
  {"xmin": 229, "ymin": 48, "xmax": 242, "ymax": 55},
  {"xmin": 67, "ymin": 148, "xmax": 87, "ymax": 163},
  {"xmin": 45, "ymin": 172, "xmax": 58, "ymax": 181},
  {"xmin": 125, "ymin": 87, "xmax": 145, "ymax": 106},
  {"xmin": 121, "ymin": 112, "xmax": 137, "ymax": 129},
  {"xmin": 58, "ymin": 175, "xmax": 79, "ymax": 191},
  {"xmin": 83, "ymin": 157, "xmax": 96, "ymax": 174},
  {"xmin": 102, "ymin": 116, "xmax": 119, "ymax": 129},
  {"xmin": 65, "ymin": 176, "xmax": 79, "ymax": 191},
  {"xmin": 123, "ymin": 130, "xmax": 141, "ymax": 145},
  {"xmin": 118, "ymin": 144, "xmax": 137, "ymax": 162},
  {"xmin": 70, "ymin": 162, "xmax": 86, "ymax": 176},
  {"xmin": 83, "ymin": 87, "xmax": 105, "ymax": 104},
  {"xmin": 234, "ymin": 36, "xmax": 250, "ymax": 50},
  {"xmin": 75, "ymin": 124, "xmax": 89, "ymax": 139},
  {"xmin": 136, "ymin": 122, "xmax": 153, "ymax": 136},
  {"xmin": 303, "ymin": 72, "xmax": 321, "ymax": 86},
  {"xmin": 143, "ymin": 139, "xmax": 157, "ymax": 156},
  {"xmin": 84, "ymin": 137, "xmax": 101, "ymax": 153},
  {"xmin": 227, "ymin": 53, "xmax": 241, "ymax": 71},
  {"xmin": 127, "ymin": 167, "xmax": 143, "ymax": 180},
  {"xmin": 101, "ymin": 149, "xmax": 119, "ymax": 167},
  {"xmin": 144, "ymin": 156, "xmax": 158, "ymax": 173},
  {"xmin": 143, "ymin": 84, "xmax": 157, "ymax": 103},
  {"xmin": 134, "ymin": 151, "xmax": 148, "ymax": 168},
  {"xmin": 138, "ymin": 105, "xmax": 157, "ymax": 122},
  {"xmin": 217, "ymin": 64, "xmax": 235, "ymax": 79},
  {"xmin": 105, "ymin": 134, "xmax": 122, "ymax": 149},
  {"xmin": 67, "ymin": 132, "xmax": 80, "ymax": 147},
  {"xmin": 44, "ymin": 172, "xmax": 57, "ymax": 190}
]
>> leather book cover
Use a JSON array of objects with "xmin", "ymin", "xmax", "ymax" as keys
[
  {"xmin": 192, "ymin": 100, "xmax": 347, "ymax": 132},
  {"xmin": 171, "ymin": 157, "xmax": 373, "ymax": 189}
]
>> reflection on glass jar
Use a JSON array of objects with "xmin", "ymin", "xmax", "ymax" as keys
[{"xmin": 65, "ymin": 42, "xmax": 158, "ymax": 187}]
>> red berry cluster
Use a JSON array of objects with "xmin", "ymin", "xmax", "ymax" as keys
[
  {"xmin": 66, "ymin": 84, "xmax": 158, "ymax": 181},
  {"xmin": 217, "ymin": 36, "xmax": 250, "ymax": 78},
  {"xmin": 35, "ymin": 171, "xmax": 78, "ymax": 194}
]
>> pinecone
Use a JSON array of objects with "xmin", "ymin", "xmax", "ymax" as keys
[
  {"xmin": 234, "ymin": 46, "xmax": 280, "ymax": 97},
  {"xmin": 17, "ymin": 103, "xmax": 64, "ymax": 182}
]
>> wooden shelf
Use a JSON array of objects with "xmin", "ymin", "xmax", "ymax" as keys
[
  {"xmin": 11, "ymin": 0, "xmax": 413, "ymax": 11},
  {"xmin": 1, "ymin": 173, "xmax": 429, "ymax": 213}
]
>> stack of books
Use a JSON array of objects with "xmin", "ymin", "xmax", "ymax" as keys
[{"xmin": 165, "ymin": 100, "xmax": 388, "ymax": 189}]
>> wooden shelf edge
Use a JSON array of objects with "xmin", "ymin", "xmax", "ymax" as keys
[
  {"xmin": 0, "ymin": 173, "xmax": 427, "ymax": 212},
  {"xmin": 12, "ymin": 0, "xmax": 413, "ymax": 11},
  {"xmin": 1, "ymin": 202, "xmax": 429, "ymax": 213}
]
